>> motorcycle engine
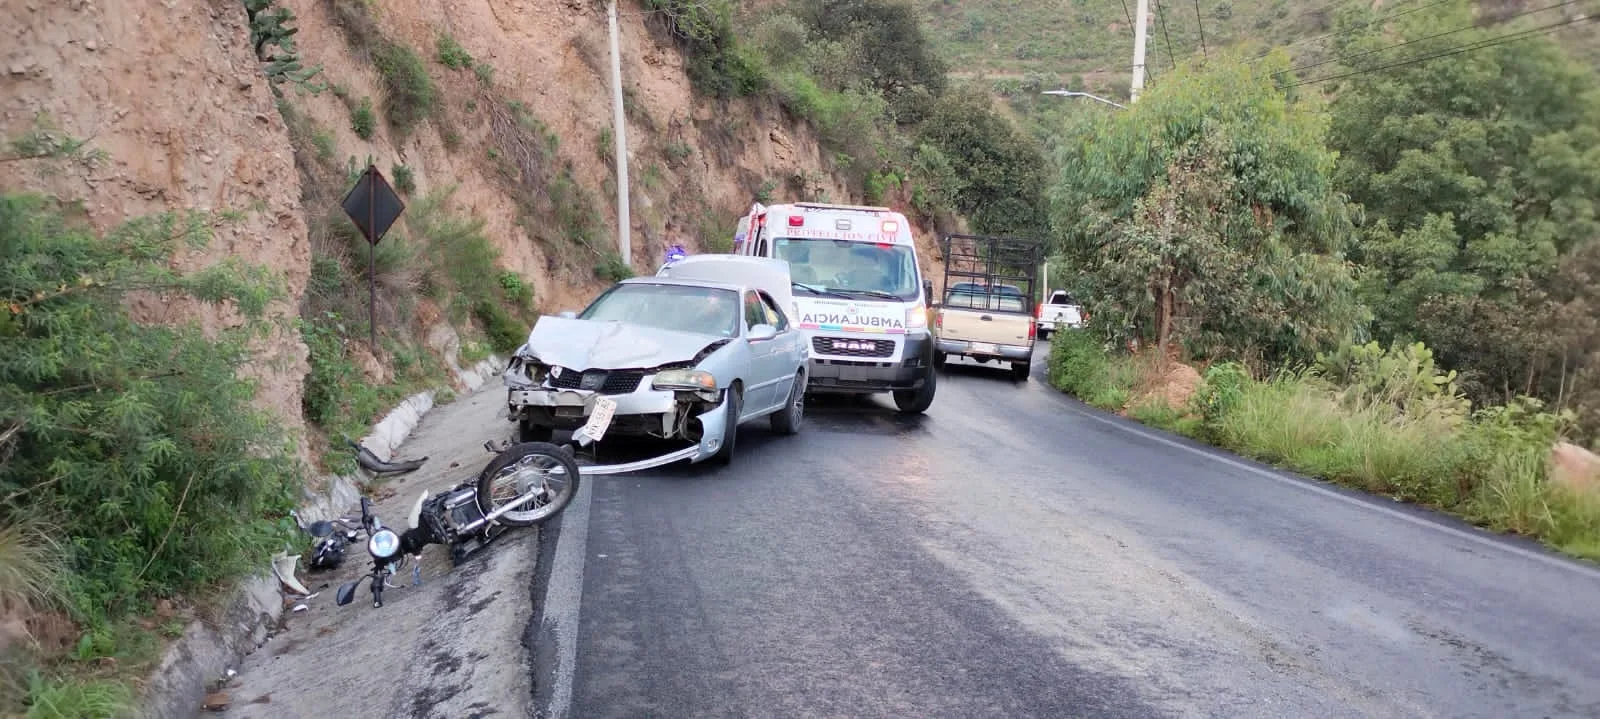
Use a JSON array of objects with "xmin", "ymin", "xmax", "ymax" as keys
[{"xmin": 440, "ymin": 485, "xmax": 488, "ymax": 533}]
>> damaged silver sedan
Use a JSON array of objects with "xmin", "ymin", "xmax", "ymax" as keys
[{"xmin": 502, "ymin": 255, "xmax": 810, "ymax": 465}]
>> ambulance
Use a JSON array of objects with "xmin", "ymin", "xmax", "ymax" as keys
[{"xmin": 730, "ymin": 202, "xmax": 938, "ymax": 413}]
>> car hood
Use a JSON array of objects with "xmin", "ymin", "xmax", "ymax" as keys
[{"xmin": 521, "ymin": 316, "xmax": 727, "ymax": 371}]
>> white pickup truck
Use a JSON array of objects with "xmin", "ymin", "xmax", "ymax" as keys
[{"xmin": 1035, "ymin": 290, "xmax": 1084, "ymax": 340}]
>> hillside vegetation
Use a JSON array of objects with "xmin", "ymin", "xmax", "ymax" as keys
[
  {"xmin": 1045, "ymin": 0, "xmax": 1600, "ymax": 559},
  {"xmin": 924, "ymin": 0, "xmax": 1600, "ymax": 88}
]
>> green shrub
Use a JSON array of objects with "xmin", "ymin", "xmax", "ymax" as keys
[
  {"xmin": 646, "ymin": 0, "xmax": 766, "ymax": 98},
  {"xmin": 299, "ymin": 313, "xmax": 385, "ymax": 438},
  {"xmin": 594, "ymin": 253, "xmax": 633, "ymax": 283},
  {"xmin": 1047, "ymin": 329, "xmax": 1131, "ymax": 410},
  {"xmin": 498, "ymin": 270, "xmax": 534, "ymax": 310},
  {"xmin": 473, "ymin": 300, "xmax": 526, "ymax": 354},
  {"xmin": 23, "ymin": 674, "xmax": 134, "ymax": 719},
  {"xmin": 371, "ymin": 41, "xmax": 437, "ymax": 135},
  {"xmin": 436, "ymin": 33, "xmax": 473, "ymax": 69},
  {"xmin": 391, "ymin": 163, "xmax": 415, "ymax": 195},
  {"xmin": 0, "ymin": 193, "xmax": 299, "ymax": 623},
  {"xmin": 1191, "ymin": 361, "xmax": 1250, "ymax": 429},
  {"xmin": 351, "ymin": 96, "xmax": 376, "ymax": 139}
]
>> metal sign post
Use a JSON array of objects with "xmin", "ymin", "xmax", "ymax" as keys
[{"xmin": 340, "ymin": 164, "xmax": 405, "ymax": 351}]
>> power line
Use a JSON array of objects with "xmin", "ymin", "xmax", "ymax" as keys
[
  {"xmin": 1275, "ymin": 0, "xmax": 1584, "ymax": 78},
  {"xmin": 1192, "ymin": 0, "xmax": 1208, "ymax": 60},
  {"xmin": 1284, "ymin": 13, "xmax": 1595, "ymax": 88},
  {"xmin": 1249, "ymin": 0, "xmax": 1461, "ymax": 60},
  {"xmin": 1154, "ymin": 0, "xmax": 1178, "ymax": 69}
]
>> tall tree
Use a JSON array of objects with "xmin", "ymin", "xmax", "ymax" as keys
[
  {"xmin": 1325, "ymin": 0, "xmax": 1600, "ymax": 405},
  {"xmin": 1051, "ymin": 55, "xmax": 1364, "ymax": 363},
  {"xmin": 917, "ymin": 86, "xmax": 1051, "ymax": 240}
]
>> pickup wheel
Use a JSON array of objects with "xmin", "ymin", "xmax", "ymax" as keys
[
  {"xmin": 1038, "ymin": 328, "xmax": 1051, "ymax": 341},
  {"xmin": 1010, "ymin": 361, "xmax": 1031, "ymax": 382},
  {"xmin": 893, "ymin": 363, "xmax": 937, "ymax": 414},
  {"xmin": 932, "ymin": 351, "xmax": 947, "ymax": 371}
]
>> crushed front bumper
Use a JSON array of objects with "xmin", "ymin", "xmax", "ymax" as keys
[{"xmin": 505, "ymin": 384, "xmax": 731, "ymax": 464}]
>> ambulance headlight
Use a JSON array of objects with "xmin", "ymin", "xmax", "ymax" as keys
[{"xmin": 906, "ymin": 303, "xmax": 928, "ymax": 330}]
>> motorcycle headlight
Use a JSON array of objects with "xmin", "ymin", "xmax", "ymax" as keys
[
  {"xmin": 368, "ymin": 528, "xmax": 401, "ymax": 559},
  {"xmin": 651, "ymin": 368, "xmax": 717, "ymax": 391},
  {"xmin": 905, "ymin": 303, "xmax": 928, "ymax": 330}
]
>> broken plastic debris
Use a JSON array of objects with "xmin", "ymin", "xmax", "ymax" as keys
[
  {"xmin": 292, "ymin": 604, "xmax": 308, "ymax": 613},
  {"xmin": 271, "ymin": 552, "xmax": 311, "ymax": 595}
]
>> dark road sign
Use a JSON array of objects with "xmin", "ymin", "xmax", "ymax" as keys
[
  {"xmin": 341, "ymin": 165, "xmax": 405, "ymax": 246},
  {"xmin": 340, "ymin": 165, "xmax": 406, "ymax": 349}
]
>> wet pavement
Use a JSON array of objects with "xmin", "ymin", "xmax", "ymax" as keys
[{"xmin": 227, "ymin": 343, "xmax": 1600, "ymax": 719}]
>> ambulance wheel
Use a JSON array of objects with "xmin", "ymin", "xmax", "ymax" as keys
[{"xmin": 893, "ymin": 365, "xmax": 937, "ymax": 414}]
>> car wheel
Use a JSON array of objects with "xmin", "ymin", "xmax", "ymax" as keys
[
  {"xmin": 769, "ymin": 369, "xmax": 805, "ymax": 435},
  {"xmin": 932, "ymin": 351, "xmax": 947, "ymax": 371},
  {"xmin": 1011, "ymin": 361, "xmax": 1031, "ymax": 382},
  {"xmin": 1038, "ymin": 328, "xmax": 1051, "ymax": 341},
  {"xmin": 893, "ymin": 363, "xmax": 937, "ymax": 414},
  {"xmin": 710, "ymin": 385, "xmax": 741, "ymax": 466}
]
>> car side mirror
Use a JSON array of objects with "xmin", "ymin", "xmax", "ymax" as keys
[
  {"xmin": 748, "ymin": 324, "xmax": 777, "ymax": 342},
  {"xmin": 922, "ymin": 279, "xmax": 934, "ymax": 304},
  {"xmin": 558, "ymin": 310, "xmax": 577, "ymax": 319}
]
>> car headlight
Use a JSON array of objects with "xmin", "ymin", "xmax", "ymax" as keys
[
  {"xmin": 905, "ymin": 303, "xmax": 928, "ymax": 330},
  {"xmin": 368, "ymin": 528, "xmax": 401, "ymax": 559},
  {"xmin": 652, "ymin": 368, "xmax": 718, "ymax": 391}
]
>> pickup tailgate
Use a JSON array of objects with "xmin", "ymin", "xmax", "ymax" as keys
[
  {"xmin": 1041, "ymin": 304, "xmax": 1082, "ymax": 325},
  {"xmin": 941, "ymin": 308, "xmax": 1032, "ymax": 345},
  {"xmin": 939, "ymin": 291, "xmax": 1033, "ymax": 345}
]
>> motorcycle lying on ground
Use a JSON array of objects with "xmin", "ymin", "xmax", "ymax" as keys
[{"xmin": 334, "ymin": 440, "xmax": 582, "ymax": 609}]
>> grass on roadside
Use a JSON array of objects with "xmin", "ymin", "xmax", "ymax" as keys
[{"xmin": 1047, "ymin": 330, "xmax": 1600, "ymax": 561}]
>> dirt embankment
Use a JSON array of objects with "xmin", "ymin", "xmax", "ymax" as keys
[
  {"xmin": 3, "ymin": 0, "xmax": 313, "ymax": 435},
  {"xmin": 2, "ymin": 0, "xmax": 909, "ymax": 439}
]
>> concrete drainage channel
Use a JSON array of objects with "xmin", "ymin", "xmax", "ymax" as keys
[{"xmin": 137, "ymin": 354, "xmax": 506, "ymax": 719}]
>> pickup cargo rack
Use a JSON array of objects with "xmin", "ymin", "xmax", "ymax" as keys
[{"xmin": 938, "ymin": 233, "xmax": 1045, "ymax": 308}]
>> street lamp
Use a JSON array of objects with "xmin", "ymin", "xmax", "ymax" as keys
[{"xmin": 1041, "ymin": 89, "xmax": 1128, "ymax": 110}]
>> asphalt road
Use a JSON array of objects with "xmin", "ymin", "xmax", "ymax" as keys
[{"xmin": 532, "ymin": 344, "xmax": 1600, "ymax": 719}]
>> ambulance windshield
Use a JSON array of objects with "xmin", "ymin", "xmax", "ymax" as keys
[{"xmin": 773, "ymin": 238, "xmax": 919, "ymax": 302}]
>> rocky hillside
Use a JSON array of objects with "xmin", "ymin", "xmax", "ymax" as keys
[{"xmin": 3, "ymin": 0, "xmax": 891, "ymax": 456}]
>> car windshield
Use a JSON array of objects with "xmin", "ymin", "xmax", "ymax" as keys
[
  {"xmin": 579, "ymin": 283, "xmax": 741, "ymax": 338},
  {"xmin": 773, "ymin": 237, "xmax": 920, "ymax": 302}
]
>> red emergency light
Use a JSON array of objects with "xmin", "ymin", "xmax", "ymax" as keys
[{"xmin": 788, "ymin": 215, "xmax": 804, "ymax": 227}]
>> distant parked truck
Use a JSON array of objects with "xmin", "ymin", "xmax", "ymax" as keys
[
  {"xmin": 931, "ymin": 233, "xmax": 1044, "ymax": 382},
  {"xmin": 1035, "ymin": 289, "xmax": 1085, "ymax": 340}
]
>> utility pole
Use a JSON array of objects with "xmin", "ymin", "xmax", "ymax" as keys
[
  {"xmin": 607, "ymin": 0, "xmax": 632, "ymax": 267},
  {"xmin": 1131, "ymin": 0, "xmax": 1149, "ymax": 103}
]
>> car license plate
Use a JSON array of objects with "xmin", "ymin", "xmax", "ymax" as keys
[
  {"xmin": 578, "ymin": 396, "xmax": 617, "ymax": 442},
  {"xmin": 970, "ymin": 342, "xmax": 998, "ymax": 354}
]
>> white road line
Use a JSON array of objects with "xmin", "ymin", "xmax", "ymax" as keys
[
  {"xmin": 543, "ymin": 473, "xmax": 593, "ymax": 719},
  {"xmin": 1026, "ymin": 347, "xmax": 1600, "ymax": 579}
]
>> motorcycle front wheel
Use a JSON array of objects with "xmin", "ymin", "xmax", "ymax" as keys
[{"xmin": 476, "ymin": 441, "xmax": 581, "ymax": 527}]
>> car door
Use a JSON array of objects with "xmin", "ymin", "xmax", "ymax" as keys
[
  {"xmin": 756, "ymin": 289, "xmax": 803, "ymax": 410},
  {"xmin": 741, "ymin": 290, "xmax": 780, "ymax": 412}
]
